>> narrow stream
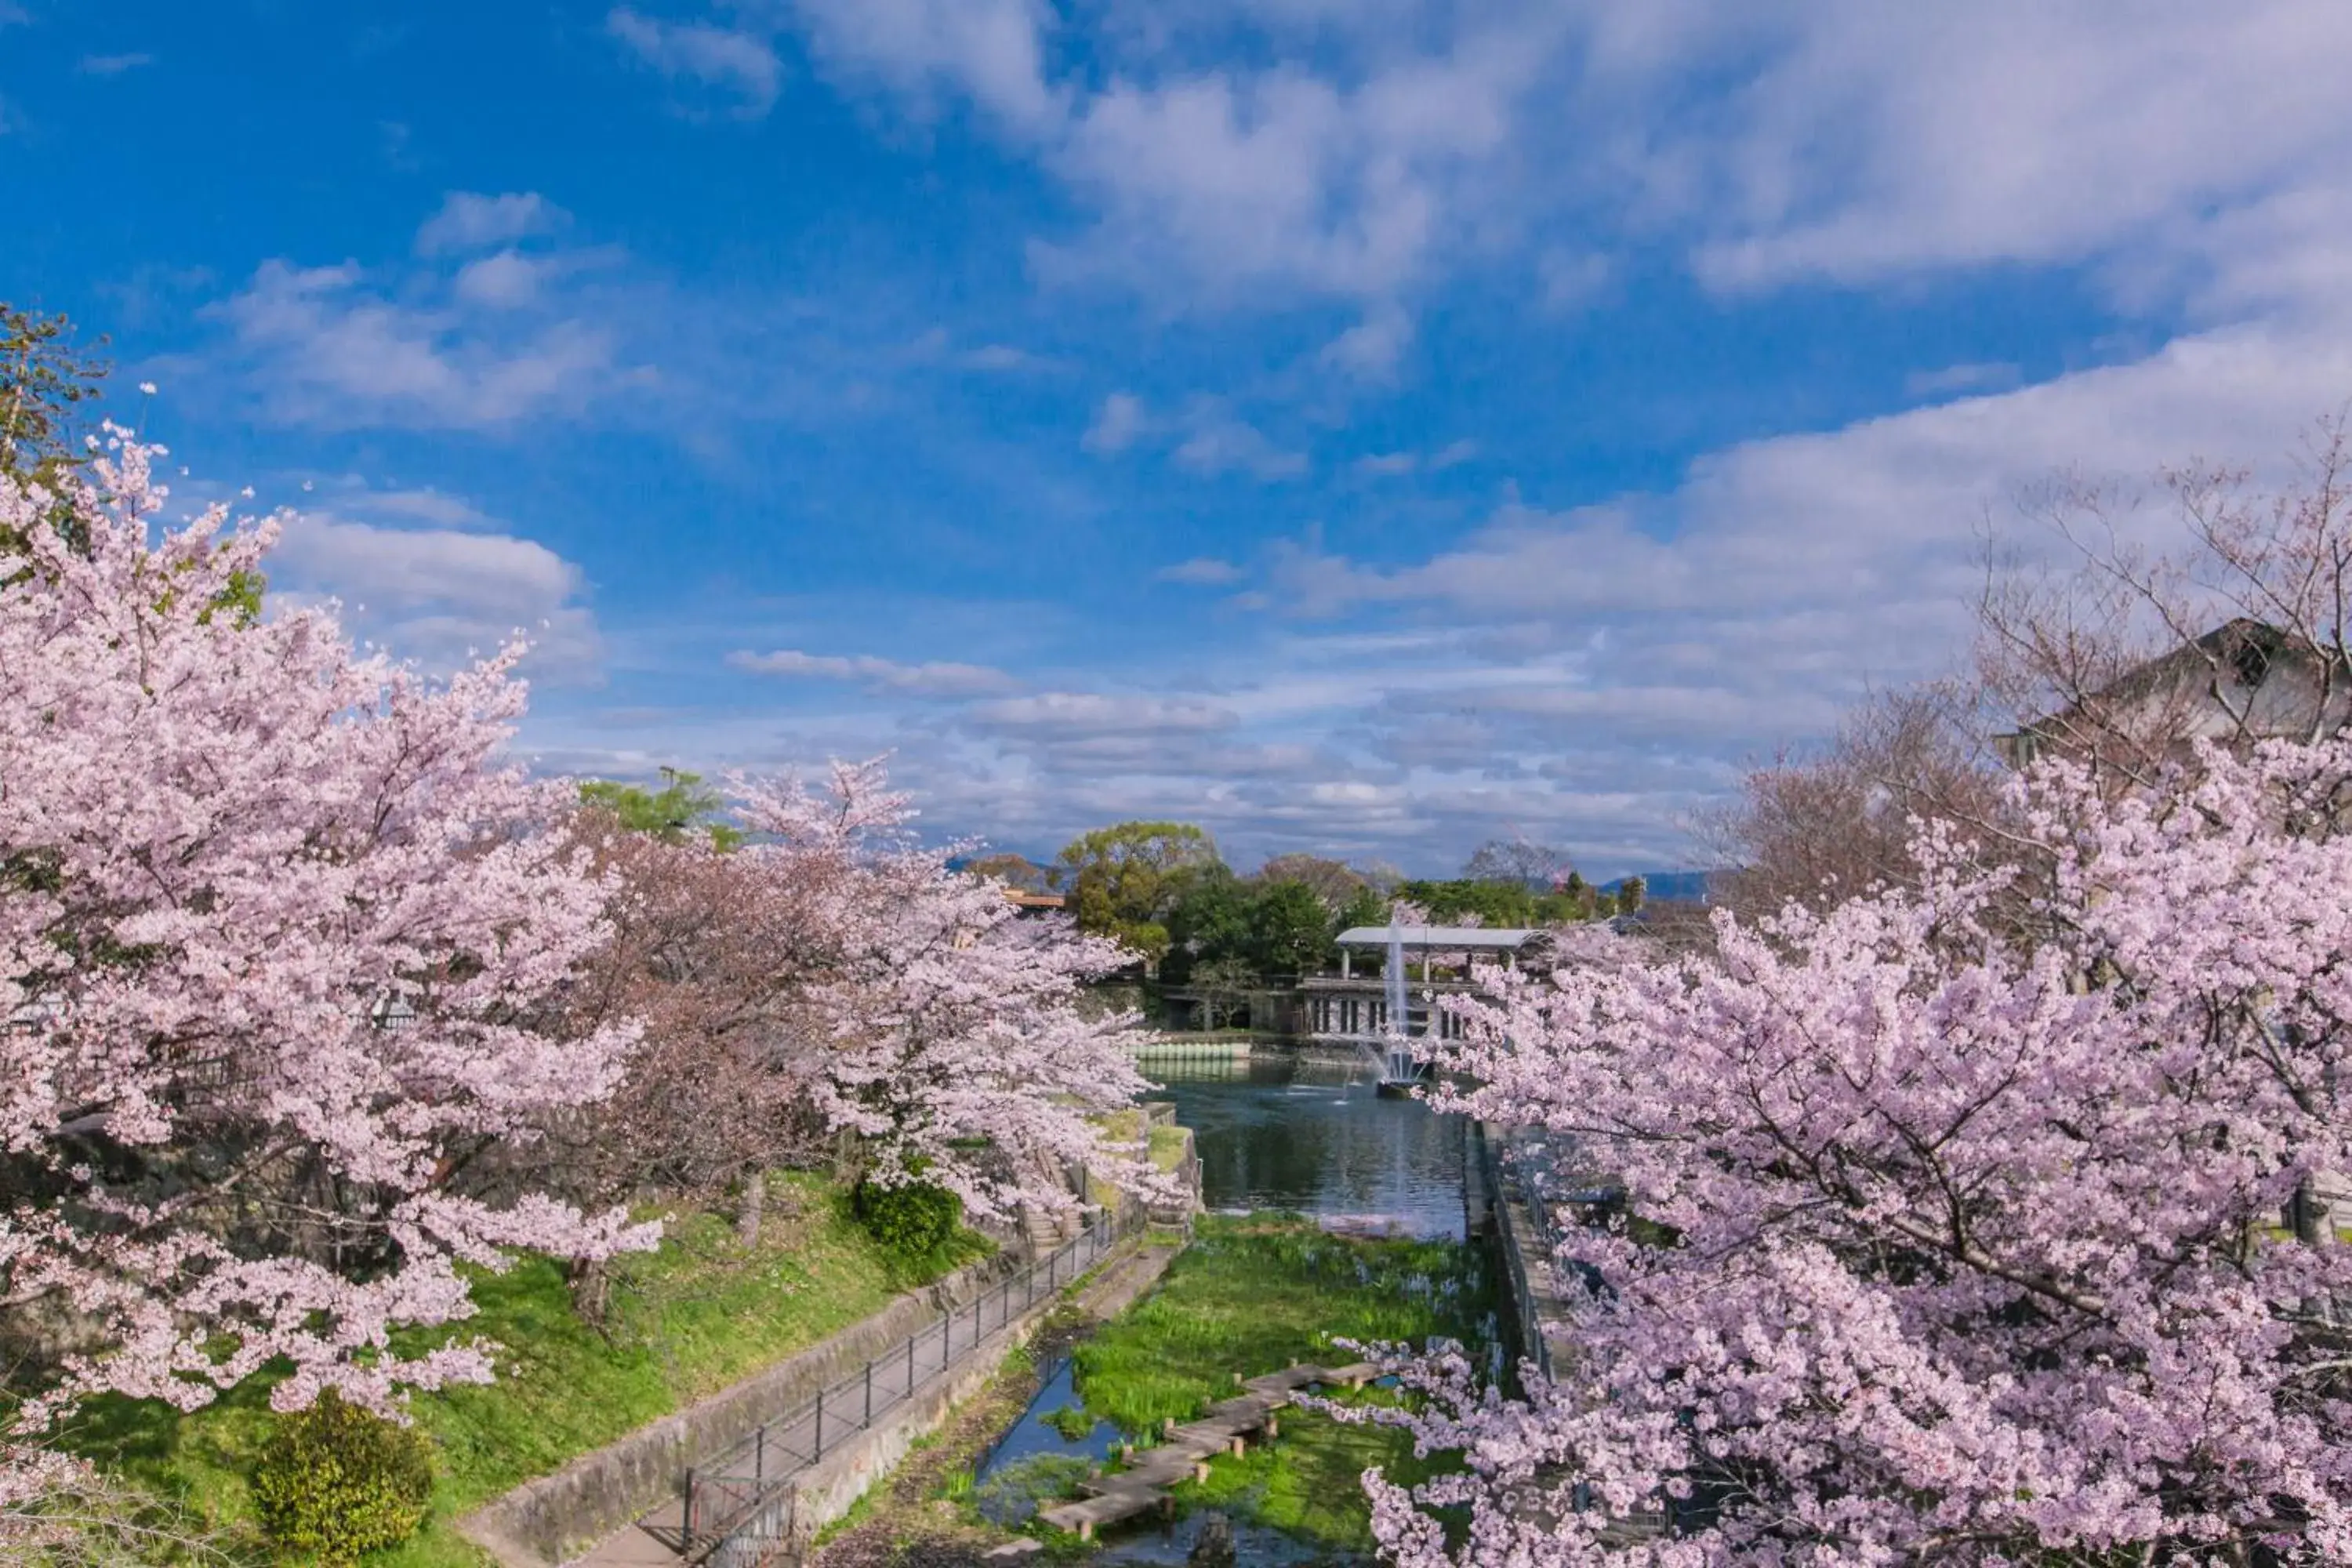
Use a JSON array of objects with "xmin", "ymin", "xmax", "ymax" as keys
[{"xmin": 971, "ymin": 1051, "xmax": 1473, "ymax": 1563}]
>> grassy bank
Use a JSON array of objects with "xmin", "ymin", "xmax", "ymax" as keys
[
  {"xmin": 1071, "ymin": 1214, "xmax": 1488, "ymax": 1555},
  {"xmin": 56, "ymin": 1172, "xmax": 989, "ymax": 1566}
]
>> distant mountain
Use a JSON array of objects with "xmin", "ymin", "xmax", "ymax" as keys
[{"xmin": 1602, "ymin": 870, "xmax": 1719, "ymax": 904}]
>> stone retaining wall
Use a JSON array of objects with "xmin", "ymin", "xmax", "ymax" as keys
[{"xmin": 457, "ymin": 1249, "xmax": 1021, "ymax": 1567}]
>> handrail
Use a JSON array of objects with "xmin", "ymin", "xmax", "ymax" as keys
[{"xmin": 679, "ymin": 1204, "xmax": 1141, "ymax": 1557}]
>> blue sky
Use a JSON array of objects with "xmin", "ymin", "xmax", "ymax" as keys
[{"xmin": 7, "ymin": 2, "xmax": 2351, "ymax": 876}]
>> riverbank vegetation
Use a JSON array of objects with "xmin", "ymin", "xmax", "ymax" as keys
[
  {"xmin": 51, "ymin": 1176, "xmax": 989, "ymax": 1566},
  {"xmin": 1069, "ymin": 1215, "xmax": 1487, "ymax": 1555}
]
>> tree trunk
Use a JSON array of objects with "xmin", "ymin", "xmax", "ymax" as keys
[
  {"xmin": 2288, "ymin": 1174, "xmax": 2323, "ymax": 1247},
  {"xmin": 568, "ymin": 1254, "xmax": 611, "ymax": 1329},
  {"xmin": 737, "ymin": 1171, "xmax": 766, "ymax": 1248}
]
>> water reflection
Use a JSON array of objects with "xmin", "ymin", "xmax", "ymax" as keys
[{"xmin": 1145, "ymin": 1052, "xmax": 1467, "ymax": 1240}]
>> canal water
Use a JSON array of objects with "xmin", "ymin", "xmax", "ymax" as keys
[
  {"xmin": 1141, "ymin": 1051, "xmax": 1470, "ymax": 1239},
  {"xmin": 969, "ymin": 1049, "xmax": 1473, "ymax": 1563}
]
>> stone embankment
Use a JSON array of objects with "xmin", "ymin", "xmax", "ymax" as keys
[{"xmin": 457, "ymin": 1247, "xmax": 1027, "ymax": 1567}]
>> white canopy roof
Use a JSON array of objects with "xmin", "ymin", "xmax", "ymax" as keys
[{"xmin": 1335, "ymin": 925, "xmax": 1537, "ymax": 949}]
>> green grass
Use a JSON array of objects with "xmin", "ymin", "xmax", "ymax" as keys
[
  {"xmin": 1175, "ymin": 1403, "xmax": 1455, "ymax": 1553},
  {"xmin": 1073, "ymin": 1214, "xmax": 1489, "ymax": 1434},
  {"xmin": 1146, "ymin": 1124, "xmax": 1191, "ymax": 1173},
  {"xmin": 1068, "ymin": 1213, "xmax": 1490, "ymax": 1554},
  {"xmin": 53, "ymin": 1172, "xmax": 990, "ymax": 1566}
]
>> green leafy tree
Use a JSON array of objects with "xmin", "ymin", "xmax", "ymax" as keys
[
  {"xmin": 1165, "ymin": 862, "xmax": 1253, "ymax": 979},
  {"xmin": 1250, "ymin": 879, "xmax": 1337, "ymax": 977},
  {"xmin": 1334, "ymin": 883, "xmax": 1391, "ymax": 935},
  {"xmin": 2, "ymin": 303, "xmax": 104, "ymax": 490},
  {"xmin": 1191, "ymin": 953, "xmax": 1260, "ymax": 1029},
  {"xmin": 1054, "ymin": 820, "xmax": 1220, "ymax": 968},
  {"xmin": 1398, "ymin": 877, "xmax": 1537, "ymax": 927},
  {"xmin": 577, "ymin": 766, "xmax": 744, "ymax": 848},
  {"xmin": 1614, "ymin": 874, "xmax": 1646, "ymax": 914},
  {"xmin": 2, "ymin": 305, "xmax": 264, "ymax": 617}
]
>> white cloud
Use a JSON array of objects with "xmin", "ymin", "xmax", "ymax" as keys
[
  {"xmin": 1172, "ymin": 412, "xmax": 1308, "ymax": 481},
  {"xmin": 415, "ymin": 191, "xmax": 571, "ymax": 256},
  {"xmin": 1682, "ymin": 2, "xmax": 2352, "ymax": 292},
  {"xmin": 1081, "ymin": 390, "xmax": 1147, "ymax": 454},
  {"xmin": 1156, "ymin": 556, "xmax": 1243, "ymax": 585},
  {"xmin": 1905, "ymin": 361, "xmax": 2023, "ymax": 399},
  {"xmin": 268, "ymin": 502, "xmax": 602, "ymax": 680},
  {"xmin": 212, "ymin": 260, "xmax": 623, "ymax": 430},
  {"xmin": 728, "ymin": 648, "xmax": 1021, "ymax": 697},
  {"xmin": 1355, "ymin": 451, "xmax": 1417, "ymax": 477},
  {"xmin": 608, "ymin": 7, "xmax": 782, "ymax": 115},
  {"xmin": 965, "ymin": 691, "xmax": 1239, "ymax": 735},
  {"xmin": 788, "ymin": 0, "xmax": 1060, "ymax": 132},
  {"xmin": 1538, "ymin": 250, "xmax": 1613, "ymax": 313},
  {"xmin": 78, "ymin": 52, "xmax": 154, "ymax": 75},
  {"xmin": 1320, "ymin": 302, "xmax": 1414, "ymax": 380},
  {"xmin": 453, "ymin": 249, "xmax": 554, "ymax": 310}
]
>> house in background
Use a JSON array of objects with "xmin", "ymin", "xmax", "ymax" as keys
[{"xmin": 1994, "ymin": 618, "xmax": 2350, "ymax": 769}]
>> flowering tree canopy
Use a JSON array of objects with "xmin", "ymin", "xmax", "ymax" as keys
[
  {"xmin": 737, "ymin": 761, "xmax": 1163, "ymax": 1224},
  {"xmin": 1, "ymin": 435, "xmax": 651, "ymax": 1439},
  {"xmin": 1381, "ymin": 738, "xmax": 2352, "ymax": 1566}
]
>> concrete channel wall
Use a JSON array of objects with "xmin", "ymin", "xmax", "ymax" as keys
[
  {"xmin": 1469, "ymin": 1120, "xmax": 1576, "ymax": 1383},
  {"xmin": 459, "ymin": 1250, "xmax": 1026, "ymax": 1566}
]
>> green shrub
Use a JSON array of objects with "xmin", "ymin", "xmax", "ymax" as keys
[
  {"xmin": 852, "ymin": 1178, "xmax": 963, "ymax": 1259},
  {"xmin": 250, "ymin": 1391, "xmax": 434, "ymax": 1566}
]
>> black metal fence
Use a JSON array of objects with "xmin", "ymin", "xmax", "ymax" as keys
[{"xmin": 680, "ymin": 1207, "xmax": 1138, "ymax": 1562}]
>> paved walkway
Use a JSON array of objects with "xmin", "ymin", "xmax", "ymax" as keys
[{"xmin": 568, "ymin": 1240, "xmax": 1178, "ymax": 1567}]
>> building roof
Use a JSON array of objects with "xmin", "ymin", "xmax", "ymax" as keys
[{"xmin": 1335, "ymin": 925, "xmax": 1538, "ymax": 949}]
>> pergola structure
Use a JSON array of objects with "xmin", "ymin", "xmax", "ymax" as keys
[{"xmin": 1307, "ymin": 925, "xmax": 1541, "ymax": 1044}]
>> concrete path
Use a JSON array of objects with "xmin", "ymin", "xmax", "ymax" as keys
[{"xmin": 566, "ymin": 1240, "xmax": 1179, "ymax": 1567}]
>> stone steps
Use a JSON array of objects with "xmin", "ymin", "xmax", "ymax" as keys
[{"xmin": 1035, "ymin": 1362, "xmax": 1377, "ymax": 1541}]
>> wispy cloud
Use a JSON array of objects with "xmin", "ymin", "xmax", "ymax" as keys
[
  {"xmin": 415, "ymin": 191, "xmax": 571, "ymax": 256},
  {"xmin": 607, "ymin": 6, "xmax": 781, "ymax": 116},
  {"xmin": 78, "ymin": 52, "xmax": 154, "ymax": 76},
  {"xmin": 1905, "ymin": 361, "xmax": 2024, "ymax": 399},
  {"xmin": 209, "ymin": 259, "xmax": 626, "ymax": 430},
  {"xmin": 1081, "ymin": 390, "xmax": 1146, "ymax": 454},
  {"xmin": 728, "ymin": 648, "xmax": 1022, "ymax": 698},
  {"xmin": 1156, "ymin": 557, "xmax": 1243, "ymax": 586},
  {"xmin": 1171, "ymin": 413, "xmax": 1308, "ymax": 481}
]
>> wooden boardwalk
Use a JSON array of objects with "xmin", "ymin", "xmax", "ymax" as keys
[{"xmin": 1036, "ymin": 1361, "xmax": 1376, "ymax": 1541}]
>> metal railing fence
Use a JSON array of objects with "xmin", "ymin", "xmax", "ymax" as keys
[{"xmin": 680, "ymin": 1206, "xmax": 1138, "ymax": 1560}]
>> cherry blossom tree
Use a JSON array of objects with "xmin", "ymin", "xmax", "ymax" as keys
[
  {"xmin": 1, "ymin": 434, "xmax": 652, "ymax": 1463},
  {"xmin": 1372, "ymin": 737, "xmax": 2352, "ymax": 1566},
  {"xmin": 542, "ymin": 808, "xmax": 842, "ymax": 1259},
  {"xmin": 736, "ymin": 761, "xmax": 1165, "ymax": 1225}
]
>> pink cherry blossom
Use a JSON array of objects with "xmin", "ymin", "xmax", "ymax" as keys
[
  {"xmin": 1367, "ymin": 739, "xmax": 2352, "ymax": 1565},
  {"xmin": 1, "ymin": 434, "xmax": 654, "ymax": 1460},
  {"xmin": 731, "ymin": 760, "xmax": 1171, "ymax": 1222}
]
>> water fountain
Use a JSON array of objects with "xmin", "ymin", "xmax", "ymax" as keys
[{"xmin": 1374, "ymin": 918, "xmax": 1429, "ymax": 1098}]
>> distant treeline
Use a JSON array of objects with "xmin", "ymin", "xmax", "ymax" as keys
[{"xmin": 965, "ymin": 822, "xmax": 1649, "ymax": 988}]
